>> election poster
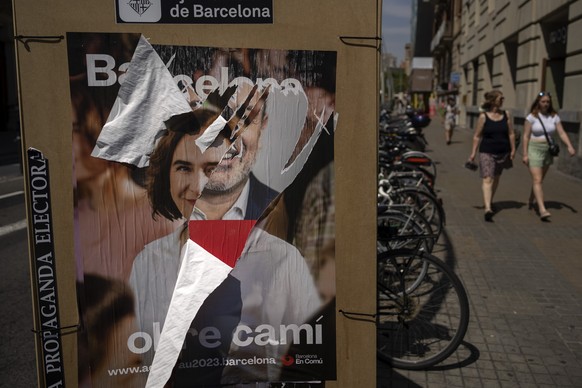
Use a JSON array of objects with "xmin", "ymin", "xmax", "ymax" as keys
[{"xmin": 67, "ymin": 32, "xmax": 336, "ymax": 387}]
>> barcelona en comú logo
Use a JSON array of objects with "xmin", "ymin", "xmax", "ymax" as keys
[{"xmin": 128, "ymin": 0, "xmax": 152, "ymax": 16}]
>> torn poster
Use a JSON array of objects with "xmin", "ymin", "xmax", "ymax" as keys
[{"xmin": 67, "ymin": 32, "xmax": 336, "ymax": 387}]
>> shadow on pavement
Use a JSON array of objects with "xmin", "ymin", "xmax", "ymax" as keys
[
  {"xmin": 546, "ymin": 200, "xmax": 577, "ymax": 213},
  {"xmin": 491, "ymin": 200, "xmax": 525, "ymax": 211},
  {"xmin": 428, "ymin": 341, "xmax": 480, "ymax": 371},
  {"xmin": 377, "ymin": 358, "xmax": 424, "ymax": 388},
  {"xmin": 376, "ymin": 341, "xmax": 479, "ymax": 386},
  {"xmin": 436, "ymin": 218, "xmax": 481, "ymax": 370}
]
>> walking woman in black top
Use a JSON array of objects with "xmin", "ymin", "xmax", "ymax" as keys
[{"xmin": 468, "ymin": 90, "xmax": 516, "ymax": 221}]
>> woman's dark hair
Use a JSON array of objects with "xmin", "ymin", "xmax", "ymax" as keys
[
  {"xmin": 77, "ymin": 274, "xmax": 136, "ymax": 378},
  {"xmin": 147, "ymin": 130, "xmax": 187, "ymax": 221},
  {"xmin": 530, "ymin": 92, "xmax": 557, "ymax": 117},
  {"xmin": 147, "ymin": 101, "xmax": 230, "ymax": 221},
  {"xmin": 480, "ymin": 89, "xmax": 503, "ymax": 111}
]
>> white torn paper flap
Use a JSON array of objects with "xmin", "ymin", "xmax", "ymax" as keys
[
  {"xmin": 195, "ymin": 115, "xmax": 228, "ymax": 153},
  {"xmin": 145, "ymin": 239, "xmax": 232, "ymax": 388},
  {"xmin": 91, "ymin": 35, "xmax": 193, "ymax": 168}
]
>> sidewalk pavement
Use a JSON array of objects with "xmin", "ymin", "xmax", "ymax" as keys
[{"xmin": 377, "ymin": 119, "xmax": 582, "ymax": 387}]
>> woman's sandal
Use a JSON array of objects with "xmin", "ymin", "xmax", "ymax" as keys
[
  {"xmin": 540, "ymin": 211, "xmax": 551, "ymax": 222},
  {"xmin": 484, "ymin": 210, "xmax": 494, "ymax": 222}
]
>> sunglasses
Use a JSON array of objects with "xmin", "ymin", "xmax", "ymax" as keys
[{"xmin": 538, "ymin": 91, "xmax": 551, "ymax": 97}]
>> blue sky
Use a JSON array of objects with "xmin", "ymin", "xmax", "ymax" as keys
[{"xmin": 382, "ymin": 0, "xmax": 412, "ymax": 63}]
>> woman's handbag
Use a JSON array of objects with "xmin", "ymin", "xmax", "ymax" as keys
[
  {"xmin": 538, "ymin": 117, "xmax": 560, "ymax": 156},
  {"xmin": 549, "ymin": 143, "xmax": 560, "ymax": 157},
  {"xmin": 464, "ymin": 161, "xmax": 478, "ymax": 171}
]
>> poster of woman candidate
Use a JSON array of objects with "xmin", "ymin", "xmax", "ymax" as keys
[{"xmin": 67, "ymin": 32, "xmax": 336, "ymax": 387}]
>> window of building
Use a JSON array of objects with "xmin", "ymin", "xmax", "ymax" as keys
[
  {"xmin": 485, "ymin": 50, "xmax": 493, "ymax": 86},
  {"xmin": 472, "ymin": 59, "xmax": 479, "ymax": 106},
  {"xmin": 540, "ymin": 8, "xmax": 568, "ymax": 110},
  {"xmin": 503, "ymin": 36, "xmax": 518, "ymax": 87}
]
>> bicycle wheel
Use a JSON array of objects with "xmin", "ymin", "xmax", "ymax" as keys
[
  {"xmin": 391, "ymin": 188, "xmax": 445, "ymax": 238},
  {"xmin": 386, "ymin": 162, "xmax": 436, "ymax": 188},
  {"xmin": 377, "ymin": 208, "xmax": 435, "ymax": 253},
  {"xmin": 386, "ymin": 171, "xmax": 437, "ymax": 198},
  {"xmin": 377, "ymin": 249, "xmax": 469, "ymax": 370}
]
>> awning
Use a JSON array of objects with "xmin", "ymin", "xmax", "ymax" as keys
[{"xmin": 410, "ymin": 69, "xmax": 433, "ymax": 92}]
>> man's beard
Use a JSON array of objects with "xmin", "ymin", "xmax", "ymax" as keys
[
  {"xmin": 203, "ymin": 162, "xmax": 253, "ymax": 195},
  {"xmin": 203, "ymin": 135, "xmax": 258, "ymax": 195}
]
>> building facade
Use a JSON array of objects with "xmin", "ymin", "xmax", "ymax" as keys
[{"xmin": 431, "ymin": 0, "xmax": 582, "ymax": 178}]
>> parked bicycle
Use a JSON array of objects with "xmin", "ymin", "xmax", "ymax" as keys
[{"xmin": 376, "ymin": 109, "xmax": 469, "ymax": 370}]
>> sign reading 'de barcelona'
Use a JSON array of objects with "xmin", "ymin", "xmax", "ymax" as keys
[{"xmin": 116, "ymin": 0, "xmax": 273, "ymax": 24}]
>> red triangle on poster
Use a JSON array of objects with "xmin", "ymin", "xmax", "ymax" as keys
[{"xmin": 188, "ymin": 220, "xmax": 257, "ymax": 268}]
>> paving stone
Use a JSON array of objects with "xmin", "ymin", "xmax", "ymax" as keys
[{"xmin": 481, "ymin": 381, "xmax": 502, "ymax": 388}]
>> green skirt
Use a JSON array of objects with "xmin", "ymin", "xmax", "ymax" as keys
[{"xmin": 528, "ymin": 141, "xmax": 553, "ymax": 168}]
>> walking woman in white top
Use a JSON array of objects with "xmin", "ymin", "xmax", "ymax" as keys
[{"xmin": 522, "ymin": 92, "xmax": 576, "ymax": 221}]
